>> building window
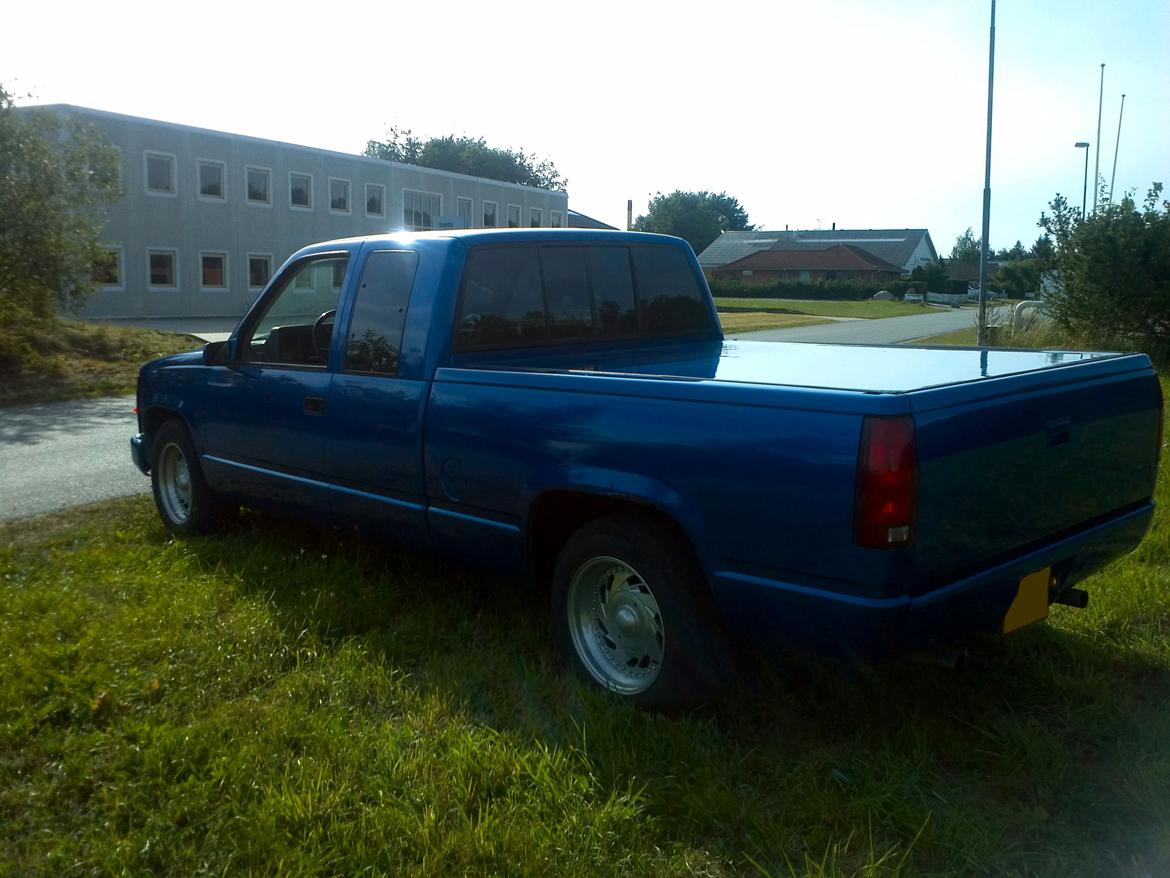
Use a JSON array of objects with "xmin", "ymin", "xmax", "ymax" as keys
[
  {"xmin": 93, "ymin": 246, "xmax": 123, "ymax": 290},
  {"xmin": 248, "ymin": 253, "xmax": 272, "ymax": 290},
  {"xmin": 483, "ymin": 200, "xmax": 498, "ymax": 228},
  {"xmin": 365, "ymin": 183, "xmax": 385, "ymax": 217},
  {"xmin": 506, "ymin": 204, "xmax": 521, "ymax": 228},
  {"xmin": 551, "ymin": 210, "xmax": 563, "ymax": 228},
  {"xmin": 289, "ymin": 172, "xmax": 313, "ymax": 209},
  {"xmin": 529, "ymin": 208, "xmax": 543, "ymax": 228},
  {"xmin": 329, "ymin": 178, "xmax": 350, "ymax": 214},
  {"xmin": 200, "ymin": 251, "xmax": 228, "ymax": 290},
  {"xmin": 197, "ymin": 159, "xmax": 226, "ymax": 200},
  {"xmin": 144, "ymin": 151, "xmax": 175, "ymax": 196},
  {"xmin": 246, "ymin": 166, "xmax": 271, "ymax": 205},
  {"xmin": 457, "ymin": 196, "xmax": 473, "ymax": 228},
  {"xmin": 147, "ymin": 249, "xmax": 178, "ymax": 290},
  {"xmin": 403, "ymin": 189, "xmax": 441, "ymax": 231}
]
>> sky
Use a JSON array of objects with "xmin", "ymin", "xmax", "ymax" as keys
[{"xmin": 6, "ymin": 0, "xmax": 1167, "ymax": 256}]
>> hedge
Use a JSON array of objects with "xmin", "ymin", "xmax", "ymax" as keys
[{"xmin": 706, "ymin": 277, "xmax": 922, "ymax": 301}]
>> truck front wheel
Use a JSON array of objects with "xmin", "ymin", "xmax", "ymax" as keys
[
  {"xmin": 551, "ymin": 512, "xmax": 735, "ymax": 711},
  {"xmin": 150, "ymin": 420, "xmax": 234, "ymax": 536}
]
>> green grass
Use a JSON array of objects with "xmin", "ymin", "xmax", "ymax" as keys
[
  {"xmin": 714, "ymin": 298, "xmax": 934, "ymax": 319},
  {"xmin": 718, "ymin": 312, "xmax": 831, "ymax": 333},
  {"xmin": 0, "ymin": 320, "xmax": 198, "ymax": 407},
  {"xmin": 2, "ymin": 379, "xmax": 1168, "ymax": 876}
]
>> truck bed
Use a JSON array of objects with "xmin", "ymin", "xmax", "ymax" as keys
[
  {"xmin": 449, "ymin": 338, "xmax": 1132, "ymax": 394},
  {"xmin": 435, "ymin": 339, "xmax": 1161, "ymax": 636}
]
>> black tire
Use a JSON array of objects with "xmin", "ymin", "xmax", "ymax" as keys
[
  {"xmin": 150, "ymin": 420, "xmax": 233, "ymax": 536},
  {"xmin": 551, "ymin": 511, "xmax": 737, "ymax": 711}
]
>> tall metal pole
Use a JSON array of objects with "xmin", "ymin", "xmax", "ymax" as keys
[
  {"xmin": 1081, "ymin": 146, "xmax": 1089, "ymax": 219},
  {"xmin": 1109, "ymin": 93, "xmax": 1126, "ymax": 202},
  {"xmin": 976, "ymin": 0, "xmax": 996, "ymax": 345},
  {"xmin": 1093, "ymin": 63, "xmax": 1104, "ymax": 212}
]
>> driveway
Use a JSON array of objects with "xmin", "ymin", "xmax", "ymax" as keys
[
  {"xmin": 731, "ymin": 307, "xmax": 990, "ymax": 345},
  {"xmin": 0, "ymin": 395, "xmax": 146, "ymax": 522}
]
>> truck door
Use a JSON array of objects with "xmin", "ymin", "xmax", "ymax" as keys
[
  {"xmin": 321, "ymin": 248, "xmax": 430, "ymax": 548},
  {"xmin": 199, "ymin": 252, "xmax": 349, "ymax": 512}
]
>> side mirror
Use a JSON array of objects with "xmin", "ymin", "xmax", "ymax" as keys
[{"xmin": 203, "ymin": 340, "xmax": 231, "ymax": 366}]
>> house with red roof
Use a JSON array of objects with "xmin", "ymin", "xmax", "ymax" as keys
[{"xmin": 709, "ymin": 244, "xmax": 906, "ymax": 284}]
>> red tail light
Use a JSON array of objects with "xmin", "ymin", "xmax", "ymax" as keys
[{"xmin": 854, "ymin": 415, "xmax": 918, "ymax": 549}]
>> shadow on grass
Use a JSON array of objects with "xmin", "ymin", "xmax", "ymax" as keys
[{"xmin": 174, "ymin": 508, "xmax": 1170, "ymax": 874}]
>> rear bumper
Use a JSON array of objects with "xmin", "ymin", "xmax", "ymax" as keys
[
  {"xmin": 130, "ymin": 433, "xmax": 151, "ymax": 476},
  {"xmin": 711, "ymin": 502, "xmax": 1156, "ymax": 659}
]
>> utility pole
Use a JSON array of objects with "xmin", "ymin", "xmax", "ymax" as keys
[
  {"xmin": 976, "ymin": 0, "xmax": 996, "ymax": 346},
  {"xmin": 1093, "ymin": 63, "xmax": 1105, "ymax": 212},
  {"xmin": 1109, "ymin": 93, "xmax": 1126, "ymax": 202}
]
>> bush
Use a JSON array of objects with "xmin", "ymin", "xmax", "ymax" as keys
[
  {"xmin": 1040, "ymin": 184, "xmax": 1169, "ymax": 363},
  {"xmin": 707, "ymin": 277, "xmax": 881, "ymax": 301}
]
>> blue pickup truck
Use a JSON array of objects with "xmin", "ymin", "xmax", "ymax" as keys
[{"xmin": 132, "ymin": 229, "xmax": 1163, "ymax": 708}]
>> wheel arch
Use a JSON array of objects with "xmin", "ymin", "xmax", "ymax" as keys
[
  {"xmin": 527, "ymin": 485, "xmax": 714, "ymax": 595},
  {"xmin": 141, "ymin": 405, "xmax": 192, "ymax": 442}
]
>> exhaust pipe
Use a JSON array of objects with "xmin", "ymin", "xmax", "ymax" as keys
[
  {"xmin": 1053, "ymin": 588, "xmax": 1089, "ymax": 609},
  {"xmin": 908, "ymin": 646, "xmax": 968, "ymax": 673}
]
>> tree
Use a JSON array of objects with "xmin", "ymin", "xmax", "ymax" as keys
[
  {"xmin": 1030, "ymin": 234, "xmax": 1055, "ymax": 268},
  {"xmin": 363, "ymin": 127, "xmax": 566, "ymax": 192},
  {"xmin": 1038, "ymin": 184, "xmax": 1169, "ymax": 359},
  {"xmin": 910, "ymin": 261, "xmax": 948, "ymax": 292},
  {"xmin": 950, "ymin": 228, "xmax": 982, "ymax": 262},
  {"xmin": 994, "ymin": 240, "xmax": 1028, "ymax": 261},
  {"xmin": 0, "ymin": 85, "xmax": 121, "ymax": 322},
  {"xmin": 993, "ymin": 259, "xmax": 1041, "ymax": 296},
  {"xmin": 632, "ymin": 190, "xmax": 753, "ymax": 254}
]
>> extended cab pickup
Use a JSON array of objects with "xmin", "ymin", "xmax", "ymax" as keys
[{"xmin": 131, "ymin": 230, "xmax": 1163, "ymax": 708}]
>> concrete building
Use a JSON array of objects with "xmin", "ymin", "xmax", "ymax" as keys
[
  {"xmin": 698, "ymin": 228, "xmax": 938, "ymax": 277},
  {"xmin": 26, "ymin": 105, "xmax": 569, "ymax": 318}
]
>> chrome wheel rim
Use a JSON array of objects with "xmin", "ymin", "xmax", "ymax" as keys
[
  {"xmin": 158, "ymin": 442, "xmax": 193, "ymax": 525},
  {"xmin": 567, "ymin": 556, "xmax": 665, "ymax": 694}
]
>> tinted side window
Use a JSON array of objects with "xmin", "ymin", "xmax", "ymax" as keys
[
  {"xmin": 540, "ymin": 247, "xmax": 594, "ymax": 340},
  {"xmin": 630, "ymin": 246, "xmax": 711, "ymax": 334},
  {"xmin": 344, "ymin": 250, "xmax": 419, "ymax": 375},
  {"xmin": 457, "ymin": 247, "xmax": 546, "ymax": 349},
  {"xmin": 589, "ymin": 247, "xmax": 638, "ymax": 337}
]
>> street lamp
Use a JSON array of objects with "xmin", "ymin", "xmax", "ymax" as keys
[{"xmin": 1074, "ymin": 142, "xmax": 1090, "ymax": 220}]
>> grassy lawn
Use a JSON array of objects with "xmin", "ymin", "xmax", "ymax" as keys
[
  {"xmin": 0, "ymin": 321, "xmax": 199, "ymax": 407},
  {"xmin": 3, "ymin": 378, "xmax": 1167, "ymax": 876},
  {"xmin": 714, "ymin": 298, "xmax": 935, "ymax": 319},
  {"xmin": 718, "ymin": 312, "xmax": 830, "ymax": 333}
]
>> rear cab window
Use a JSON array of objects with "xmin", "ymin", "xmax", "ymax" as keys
[{"xmin": 454, "ymin": 241, "xmax": 714, "ymax": 351}]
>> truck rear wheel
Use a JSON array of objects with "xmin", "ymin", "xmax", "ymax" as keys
[
  {"xmin": 150, "ymin": 420, "xmax": 234, "ymax": 536},
  {"xmin": 551, "ymin": 512, "xmax": 735, "ymax": 711}
]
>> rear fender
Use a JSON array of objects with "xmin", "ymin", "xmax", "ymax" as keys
[{"xmin": 525, "ymin": 466, "xmax": 717, "ymax": 576}]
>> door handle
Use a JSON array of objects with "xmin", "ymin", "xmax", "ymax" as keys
[{"xmin": 303, "ymin": 396, "xmax": 326, "ymax": 416}]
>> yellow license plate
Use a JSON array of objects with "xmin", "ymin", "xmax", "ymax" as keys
[{"xmin": 1003, "ymin": 567, "xmax": 1051, "ymax": 634}]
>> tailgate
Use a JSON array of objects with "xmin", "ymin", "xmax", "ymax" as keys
[{"xmin": 908, "ymin": 358, "xmax": 1161, "ymax": 587}]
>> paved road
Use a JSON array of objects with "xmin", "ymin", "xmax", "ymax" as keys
[
  {"xmin": 1, "ymin": 395, "xmax": 146, "ymax": 522},
  {"xmin": 731, "ymin": 306, "xmax": 987, "ymax": 345}
]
